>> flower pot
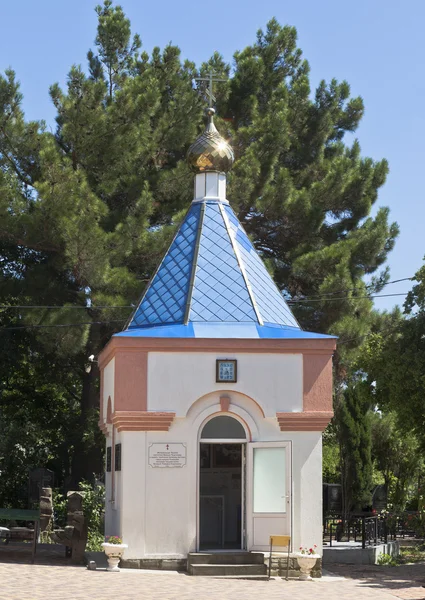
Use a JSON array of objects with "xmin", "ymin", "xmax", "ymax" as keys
[
  {"xmin": 295, "ymin": 554, "xmax": 320, "ymax": 580},
  {"xmin": 101, "ymin": 542, "xmax": 128, "ymax": 572}
]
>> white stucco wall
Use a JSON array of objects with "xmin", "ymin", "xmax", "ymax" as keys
[
  {"xmin": 112, "ymin": 390, "xmax": 323, "ymax": 560},
  {"xmin": 103, "ymin": 358, "xmax": 116, "ymax": 536},
  {"xmin": 104, "ymin": 429, "xmax": 123, "ymax": 538},
  {"xmin": 147, "ymin": 352, "xmax": 303, "ymax": 416},
  {"xmin": 292, "ymin": 432, "xmax": 323, "ymax": 553}
]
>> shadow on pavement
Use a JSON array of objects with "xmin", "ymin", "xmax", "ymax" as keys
[{"xmin": 328, "ymin": 562, "xmax": 425, "ymax": 597}]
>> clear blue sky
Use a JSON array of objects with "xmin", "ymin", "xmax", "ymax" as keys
[{"xmin": 1, "ymin": 0, "xmax": 423, "ymax": 311}]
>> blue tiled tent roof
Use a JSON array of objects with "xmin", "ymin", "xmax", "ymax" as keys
[
  {"xmin": 127, "ymin": 199, "xmax": 303, "ymax": 333},
  {"xmin": 190, "ymin": 203, "xmax": 257, "ymax": 323},
  {"xmin": 129, "ymin": 204, "xmax": 201, "ymax": 328}
]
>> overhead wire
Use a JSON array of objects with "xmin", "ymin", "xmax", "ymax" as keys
[
  {"xmin": 0, "ymin": 276, "xmax": 415, "ymax": 331},
  {"xmin": 287, "ymin": 292, "xmax": 409, "ymax": 304},
  {"xmin": 0, "ymin": 320, "xmax": 127, "ymax": 331},
  {"xmin": 0, "ymin": 305, "xmax": 134, "ymax": 309},
  {"xmin": 0, "ymin": 276, "xmax": 415, "ymax": 310},
  {"xmin": 292, "ymin": 277, "xmax": 413, "ymax": 300}
]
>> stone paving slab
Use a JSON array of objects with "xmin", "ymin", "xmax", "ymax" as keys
[
  {"xmin": 329, "ymin": 562, "xmax": 425, "ymax": 600},
  {"xmin": 0, "ymin": 562, "xmax": 406, "ymax": 600}
]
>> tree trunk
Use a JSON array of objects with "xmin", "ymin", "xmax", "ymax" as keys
[{"xmin": 68, "ymin": 327, "xmax": 104, "ymax": 488}]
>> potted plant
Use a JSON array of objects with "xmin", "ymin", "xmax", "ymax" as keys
[
  {"xmin": 101, "ymin": 536, "xmax": 128, "ymax": 572},
  {"xmin": 295, "ymin": 545, "xmax": 320, "ymax": 580}
]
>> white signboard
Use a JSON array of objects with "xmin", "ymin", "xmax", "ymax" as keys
[{"xmin": 148, "ymin": 443, "xmax": 187, "ymax": 468}]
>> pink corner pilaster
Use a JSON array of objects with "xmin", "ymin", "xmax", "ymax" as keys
[
  {"xmin": 114, "ymin": 351, "xmax": 148, "ymax": 411},
  {"xmin": 303, "ymin": 353, "xmax": 333, "ymax": 413}
]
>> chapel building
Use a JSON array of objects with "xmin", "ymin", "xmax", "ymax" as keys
[{"xmin": 98, "ymin": 107, "xmax": 336, "ymax": 570}]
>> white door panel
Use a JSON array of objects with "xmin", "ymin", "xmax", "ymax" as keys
[{"xmin": 247, "ymin": 442, "xmax": 291, "ymax": 551}]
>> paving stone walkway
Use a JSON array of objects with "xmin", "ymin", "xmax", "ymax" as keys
[
  {"xmin": 328, "ymin": 563, "xmax": 425, "ymax": 600},
  {"xmin": 0, "ymin": 544, "xmax": 423, "ymax": 600},
  {"xmin": 0, "ymin": 562, "xmax": 424, "ymax": 600}
]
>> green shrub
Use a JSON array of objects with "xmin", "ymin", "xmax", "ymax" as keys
[
  {"xmin": 51, "ymin": 481, "xmax": 105, "ymax": 551},
  {"xmin": 86, "ymin": 530, "xmax": 104, "ymax": 551},
  {"xmin": 52, "ymin": 489, "xmax": 67, "ymax": 528},
  {"xmin": 377, "ymin": 553, "xmax": 396, "ymax": 566},
  {"xmin": 79, "ymin": 480, "xmax": 105, "ymax": 551},
  {"xmin": 79, "ymin": 480, "xmax": 105, "ymax": 535}
]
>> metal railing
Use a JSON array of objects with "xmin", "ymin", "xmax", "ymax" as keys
[
  {"xmin": 324, "ymin": 511, "xmax": 422, "ymax": 549},
  {"xmin": 324, "ymin": 515, "xmax": 392, "ymax": 549}
]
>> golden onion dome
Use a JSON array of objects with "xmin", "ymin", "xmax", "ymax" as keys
[{"xmin": 187, "ymin": 108, "xmax": 234, "ymax": 173}]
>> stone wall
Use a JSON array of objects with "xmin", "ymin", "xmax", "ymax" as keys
[
  {"xmin": 121, "ymin": 558, "xmax": 187, "ymax": 571},
  {"xmin": 323, "ymin": 541, "xmax": 399, "ymax": 565}
]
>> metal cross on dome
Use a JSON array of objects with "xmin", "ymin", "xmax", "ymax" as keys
[{"xmin": 195, "ymin": 70, "xmax": 227, "ymax": 107}]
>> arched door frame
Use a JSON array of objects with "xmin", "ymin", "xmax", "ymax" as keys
[
  {"xmin": 192, "ymin": 400, "xmax": 259, "ymax": 443},
  {"xmin": 198, "ymin": 412, "xmax": 249, "ymax": 444},
  {"xmin": 197, "ymin": 412, "xmax": 249, "ymax": 551}
]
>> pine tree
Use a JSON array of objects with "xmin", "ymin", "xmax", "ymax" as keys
[
  {"xmin": 0, "ymin": 3, "xmax": 398, "ymax": 488},
  {"xmin": 338, "ymin": 385, "xmax": 373, "ymax": 515},
  {"xmin": 370, "ymin": 411, "xmax": 423, "ymax": 511},
  {"xmin": 359, "ymin": 265, "xmax": 425, "ymax": 452},
  {"xmin": 226, "ymin": 21, "xmax": 398, "ymax": 354}
]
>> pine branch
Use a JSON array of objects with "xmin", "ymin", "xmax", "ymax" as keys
[{"xmin": 0, "ymin": 228, "xmax": 60, "ymax": 254}]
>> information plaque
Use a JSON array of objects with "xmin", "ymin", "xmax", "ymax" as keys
[{"xmin": 148, "ymin": 443, "xmax": 187, "ymax": 468}]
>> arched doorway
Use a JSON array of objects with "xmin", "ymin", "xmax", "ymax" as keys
[{"xmin": 198, "ymin": 415, "xmax": 247, "ymax": 550}]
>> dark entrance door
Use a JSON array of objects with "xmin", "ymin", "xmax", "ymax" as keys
[{"xmin": 199, "ymin": 443, "xmax": 242, "ymax": 550}]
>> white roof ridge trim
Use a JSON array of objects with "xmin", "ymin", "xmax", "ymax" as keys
[{"xmin": 219, "ymin": 202, "xmax": 264, "ymax": 326}]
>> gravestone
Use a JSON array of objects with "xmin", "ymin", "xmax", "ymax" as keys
[
  {"xmin": 39, "ymin": 487, "xmax": 53, "ymax": 532},
  {"xmin": 29, "ymin": 468, "xmax": 54, "ymax": 505},
  {"xmin": 323, "ymin": 483, "xmax": 342, "ymax": 514},
  {"xmin": 372, "ymin": 485, "xmax": 387, "ymax": 511},
  {"xmin": 51, "ymin": 491, "xmax": 88, "ymax": 563}
]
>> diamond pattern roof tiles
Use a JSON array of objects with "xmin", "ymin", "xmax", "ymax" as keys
[
  {"xmin": 129, "ymin": 203, "xmax": 201, "ymax": 328},
  {"xmin": 224, "ymin": 205, "xmax": 299, "ymax": 329},
  {"xmin": 127, "ymin": 197, "xmax": 300, "ymax": 331},
  {"xmin": 189, "ymin": 203, "xmax": 257, "ymax": 323}
]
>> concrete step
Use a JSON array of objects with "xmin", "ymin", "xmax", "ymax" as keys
[
  {"xmin": 189, "ymin": 563, "xmax": 268, "ymax": 577},
  {"xmin": 188, "ymin": 552, "xmax": 265, "ymax": 565}
]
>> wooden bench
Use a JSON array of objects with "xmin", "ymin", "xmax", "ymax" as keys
[{"xmin": 0, "ymin": 508, "xmax": 40, "ymax": 563}]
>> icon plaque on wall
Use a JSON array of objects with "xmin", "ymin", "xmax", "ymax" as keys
[{"xmin": 216, "ymin": 359, "xmax": 237, "ymax": 383}]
